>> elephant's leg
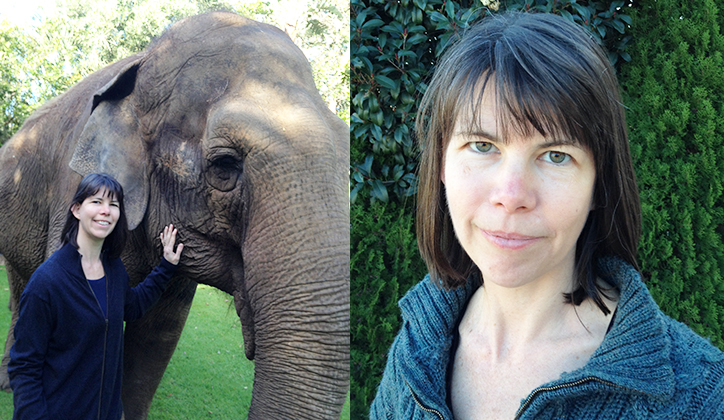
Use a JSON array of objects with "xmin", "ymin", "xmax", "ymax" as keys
[
  {"xmin": 121, "ymin": 277, "xmax": 197, "ymax": 420},
  {"xmin": 0, "ymin": 264, "xmax": 23, "ymax": 391}
]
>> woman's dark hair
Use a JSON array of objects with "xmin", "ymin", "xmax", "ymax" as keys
[
  {"xmin": 61, "ymin": 173, "xmax": 129, "ymax": 259},
  {"xmin": 416, "ymin": 11, "xmax": 641, "ymax": 315}
]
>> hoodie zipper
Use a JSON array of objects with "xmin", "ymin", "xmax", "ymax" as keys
[
  {"xmin": 86, "ymin": 275, "xmax": 109, "ymax": 420},
  {"xmin": 405, "ymin": 379, "xmax": 445, "ymax": 419},
  {"xmin": 405, "ymin": 375, "xmax": 628, "ymax": 420},
  {"xmin": 514, "ymin": 376, "xmax": 626, "ymax": 419}
]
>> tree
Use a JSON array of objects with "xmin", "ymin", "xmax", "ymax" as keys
[
  {"xmin": 261, "ymin": 0, "xmax": 350, "ymax": 122},
  {"xmin": 0, "ymin": 0, "xmax": 348, "ymax": 148},
  {"xmin": 0, "ymin": 22, "xmax": 36, "ymax": 144}
]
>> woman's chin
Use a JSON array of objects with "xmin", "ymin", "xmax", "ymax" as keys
[
  {"xmin": 481, "ymin": 273, "xmax": 536, "ymax": 290},
  {"xmin": 477, "ymin": 259, "xmax": 570, "ymax": 291}
]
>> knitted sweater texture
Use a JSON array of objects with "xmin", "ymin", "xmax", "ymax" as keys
[
  {"xmin": 370, "ymin": 257, "xmax": 724, "ymax": 419},
  {"xmin": 9, "ymin": 243, "xmax": 177, "ymax": 420}
]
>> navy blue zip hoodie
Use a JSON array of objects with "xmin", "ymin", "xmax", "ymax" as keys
[{"xmin": 8, "ymin": 242, "xmax": 177, "ymax": 420}]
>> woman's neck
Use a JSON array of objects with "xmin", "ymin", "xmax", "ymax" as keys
[
  {"xmin": 76, "ymin": 232, "xmax": 104, "ymax": 264},
  {"xmin": 460, "ymin": 275, "xmax": 616, "ymax": 362}
]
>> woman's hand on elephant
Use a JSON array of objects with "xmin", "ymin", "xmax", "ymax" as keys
[{"xmin": 160, "ymin": 224, "xmax": 184, "ymax": 265}]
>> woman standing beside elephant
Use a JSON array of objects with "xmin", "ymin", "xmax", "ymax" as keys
[{"xmin": 8, "ymin": 173, "xmax": 184, "ymax": 420}]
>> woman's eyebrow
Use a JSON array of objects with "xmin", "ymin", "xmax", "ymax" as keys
[
  {"xmin": 457, "ymin": 126, "xmax": 580, "ymax": 147},
  {"xmin": 540, "ymin": 139, "xmax": 579, "ymax": 148},
  {"xmin": 458, "ymin": 128, "xmax": 500, "ymax": 142}
]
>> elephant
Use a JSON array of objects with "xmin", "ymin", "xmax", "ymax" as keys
[{"xmin": 0, "ymin": 11, "xmax": 349, "ymax": 420}]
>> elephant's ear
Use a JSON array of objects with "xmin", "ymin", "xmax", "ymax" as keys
[{"xmin": 70, "ymin": 59, "xmax": 149, "ymax": 230}]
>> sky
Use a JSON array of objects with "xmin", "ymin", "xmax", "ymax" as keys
[{"xmin": 0, "ymin": 0, "xmax": 55, "ymax": 27}]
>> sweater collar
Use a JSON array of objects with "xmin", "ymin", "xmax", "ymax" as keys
[
  {"xmin": 570, "ymin": 256, "xmax": 675, "ymax": 399},
  {"xmin": 399, "ymin": 275, "xmax": 476, "ymax": 351},
  {"xmin": 397, "ymin": 275, "xmax": 476, "ymax": 416},
  {"xmin": 397, "ymin": 257, "xmax": 676, "ymax": 409}
]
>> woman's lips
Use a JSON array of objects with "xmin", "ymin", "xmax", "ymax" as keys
[{"xmin": 481, "ymin": 230, "xmax": 541, "ymax": 250}]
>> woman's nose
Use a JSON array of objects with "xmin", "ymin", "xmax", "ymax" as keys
[{"xmin": 488, "ymin": 161, "xmax": 537, "ymax": 213}]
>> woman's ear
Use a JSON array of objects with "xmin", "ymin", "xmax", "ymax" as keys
[{"xmin": 71, "ymin": 203, "xmax": 81, "ymax": 220}]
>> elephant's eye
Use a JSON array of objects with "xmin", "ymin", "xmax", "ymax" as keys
[{"xmin": 207, "ymin": 155, "xmax": 242, "ymax": 192}]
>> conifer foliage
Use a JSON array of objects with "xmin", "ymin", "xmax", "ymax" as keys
[{"xmin": 622, "ymin": 0, "xmax": 724, "ymax": 350}]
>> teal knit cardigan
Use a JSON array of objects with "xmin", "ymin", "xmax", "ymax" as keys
[{"xmin": 370, "ymin": 257, "xmax": 724, "ymax": 419}]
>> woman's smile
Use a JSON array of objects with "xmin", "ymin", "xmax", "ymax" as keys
[{"xmin": 480, "ymin": 230, "xmax": 542, "ymax": 250}]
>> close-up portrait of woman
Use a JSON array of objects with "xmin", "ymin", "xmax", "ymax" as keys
[{"xmin": 351, "ymin": 4, "xmax": 724, "ymax": 419}]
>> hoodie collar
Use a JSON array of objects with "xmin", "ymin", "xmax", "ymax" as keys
[
  {"xmin": 397, "ymin": 257, "xmax": 676, "ymax": 411},
  {"xmin": 397, "ymin": 275, "xmax": 477, "ymax": 416},
  {"xmin": 55, "ymin": 242, "xmax": 97, "ymax": 283},
  {"xmin": 574, "ymin": 256, "xmax": 675, "ymax": 399}
]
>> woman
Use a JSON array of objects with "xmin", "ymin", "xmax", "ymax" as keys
[
  {"xmin": 371, "ymin": 12, "xmax": 724, "ymax": 419},
  {"xmin": 9, "ymin": 173, "xmax": 184, "ymax": 420}
]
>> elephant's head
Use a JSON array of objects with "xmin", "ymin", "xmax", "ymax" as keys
[{"xmin": 69, "ymin": 12, "xmax": 349, "ymax": 419}]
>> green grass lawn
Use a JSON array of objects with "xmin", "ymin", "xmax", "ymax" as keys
[{"xmin": 0, "ymin": 265, "xmax": 349, "ymax": 419}]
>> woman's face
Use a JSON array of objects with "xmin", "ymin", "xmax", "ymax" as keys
[
  {"xmin": 72, "ymin": 188, "xmax": 120, "ymax": 244},
  {"xmin": 442, "ymin": 86, "xmax": 596, "ymax": 291}
]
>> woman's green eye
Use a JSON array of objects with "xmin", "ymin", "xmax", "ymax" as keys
[
  {"xmin": 546, "ymin": 151, "xmax": 570, "ymax": 164},
  {"xmin": 471, "ymin": 141, "xmax": 494, "ymax": 153}
]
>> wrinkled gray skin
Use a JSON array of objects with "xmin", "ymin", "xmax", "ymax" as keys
[{"xmin": 0, "ymin": 12, "xmax": 349, "ymax": 419}]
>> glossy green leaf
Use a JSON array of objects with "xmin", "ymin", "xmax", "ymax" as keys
[
  {"xmin": 370, "ymin": 179, "xmax": 389, "ymax": 203},
  {"xmin": 359, "ymin": 154, "xmax": 374, "ymax": 177},
  {"xmin": 349, "ymin": 182, "xmax": 364, "ymax": 203},
  {"xmin": 610, "ymin": 19, "xmax": 625, "ymax": 34},
  {"xmin": 407, "ymin": 33, "xmax": 428, "ymax": 45},
  {"xmin": 362, "ymin": 19, "xmax": 385, "ymax": 30},
  {"xmin": 375, "ymin": 74, "xmax": 397, "ymax": 90}
]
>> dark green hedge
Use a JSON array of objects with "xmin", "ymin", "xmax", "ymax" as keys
[
  {"xmin": 350, "ymin": 199, "xmax": 426, "ymax": 418},
  {"xmin": 351, "ymin": 0, "xmax": 724, "ymax": 418},
  {"xmin": 621, "ymin": 0, "xmax": 724, "ymax": 349}
]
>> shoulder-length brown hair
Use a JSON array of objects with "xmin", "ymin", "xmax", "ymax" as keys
[{"xmin": 416, "ymin": 11, "xmax": 641, "ymax": 314}]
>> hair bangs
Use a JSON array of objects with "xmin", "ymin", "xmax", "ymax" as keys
[
  {"xmin": 449, "ymin": 62, "xmax": 589, "ymax": 151},
  {"xmin": 85, "ymin": 175, "xmax": 124, "ymax": 204},
  {"xmin": 495, "ymin": 76, "xmax": 585, "ymax": 147}
]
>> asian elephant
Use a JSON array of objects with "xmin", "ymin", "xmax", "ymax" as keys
[{"xmin": 0, "ymin": 11, "xmax": 349, "ymax": 420}]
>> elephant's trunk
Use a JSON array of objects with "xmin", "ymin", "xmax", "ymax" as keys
[{"xmin": 236, "ymin": 149, "xmax": 349, "ymax": 419}]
